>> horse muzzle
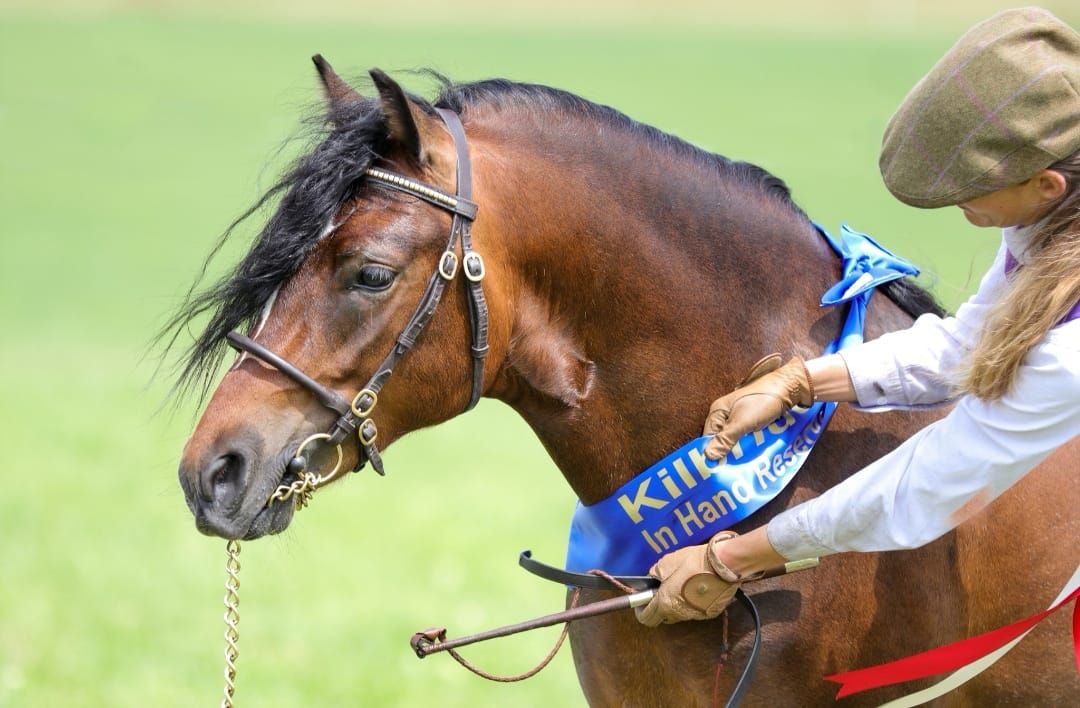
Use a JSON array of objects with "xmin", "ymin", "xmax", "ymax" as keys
[{"xmin": 178, "ymin": 428, "xmax": 298, "ymax": 540}]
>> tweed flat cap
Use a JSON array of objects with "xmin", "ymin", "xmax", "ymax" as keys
[{"xmin": 880, "ymin": 7, "xmax": 1080, "ymax": 208}]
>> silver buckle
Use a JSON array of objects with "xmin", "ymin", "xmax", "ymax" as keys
[
  {"xmin": 463, "ymin": 251, "xmax": 485, "ymax": 282},
  {"xmin": 438, "ymin": 251, "xmax": 458, "ymax": 280}
]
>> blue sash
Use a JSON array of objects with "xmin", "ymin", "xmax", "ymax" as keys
[{"xmin": 564, "ymin": 224, "xmax": 920, "ymax": 575}]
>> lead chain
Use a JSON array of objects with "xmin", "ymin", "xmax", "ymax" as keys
[
  {"xmin": 217, "ymin": 431, "xmax": 346, "ymax": 705},
  {"xmin": 221, "ymin": 540, "xmax": 241, "ymax": 708},
  {"xmin": 217, "ymin": 472, "xmax": 325, "ymax": 706},
  {"xmin": 268, "ymin": 471, "xmax": 320, "ymax": 509}
]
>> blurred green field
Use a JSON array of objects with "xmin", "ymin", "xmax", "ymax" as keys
[{"xmin": 2, "ymin": 3, "xmax": 1075, "ymax": 707}]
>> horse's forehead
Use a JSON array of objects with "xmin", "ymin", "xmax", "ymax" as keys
[
  {"xmin": 256, "ymin": 226, "xmax": 341, "ymax": 324},
  {"xmin": 336, "ymin": 191, "xmax": 452, "ymax": 252},
  {"xmin": 266, "ymin": 196, "xmax": 420, "ymax": 309},
  {"xmin": 268, "ymin": 178, "xmax": 458, "ymax": 320}
]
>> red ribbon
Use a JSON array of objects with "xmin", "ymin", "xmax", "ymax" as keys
[{"xmin": 824, "ymin": 586, "xmax": 1080, "ymax": 699}]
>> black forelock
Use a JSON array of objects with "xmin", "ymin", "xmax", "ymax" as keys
[{"xmin": 157, "ymin": 93, "xmax": 394, "ymax": 401}]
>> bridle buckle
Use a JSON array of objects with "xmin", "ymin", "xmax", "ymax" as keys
[
  {"xmin": 359, "ymin": 419, "xmax": 379, "ymax": 446},
  {"xmin": 463, "ymin": 251, "xmax": 486, "ymax": 282},
  {"xmin": 350, "ymin": 388, "xmax": 378, "ymax": 417},
  {"xmin": 439, "ymin": 251, "xmax": 459, "ymax": 280}
]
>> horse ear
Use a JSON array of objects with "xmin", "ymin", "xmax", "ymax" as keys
[
  {"xmin": 369, "ymin": 68, "xmax": 439, "ymax": 164},
  {"xmin": 312, "ymin": 54, "xmax": 362, "ymax": 112}
]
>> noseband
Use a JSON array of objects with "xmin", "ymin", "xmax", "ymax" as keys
[{"xmin": 225, "ymin": 107, "xmax": 488, "ymax": 496}]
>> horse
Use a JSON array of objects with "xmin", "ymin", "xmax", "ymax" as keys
[{"xmin": 169, "ymin": 58, "xmax": 1079, "ymax": 705}]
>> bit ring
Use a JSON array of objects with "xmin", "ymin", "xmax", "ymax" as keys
[{"xmin": 294, "ymin": 432, "xmax": 344, "ymax": 483}]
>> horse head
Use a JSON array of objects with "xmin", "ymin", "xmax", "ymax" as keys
[{"xmin": 176, "ymin": 59, "xmax": 511, "ymax": 540}]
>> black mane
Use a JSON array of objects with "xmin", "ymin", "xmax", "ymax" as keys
[{"xmin": 159, "ymin": 74, "xmax": 943, "ymax": 401}]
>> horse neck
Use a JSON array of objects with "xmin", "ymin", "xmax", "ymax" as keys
[{"xmin": 477, "ymin": 115, "xmax": 845, "ymax": 503}]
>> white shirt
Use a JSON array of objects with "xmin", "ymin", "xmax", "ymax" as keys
[{"xmin": 767, "ymin": 229, "xmax": 1080, "ymax": 560}]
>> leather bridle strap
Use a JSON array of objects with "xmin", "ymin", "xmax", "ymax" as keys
[
  {"xmin": 225, "ymin": 331, "xmax": 351, "ymax": 416},
  {"xmin": 437, "ymin": 107, "xmax": 489, "ymax": 411},
  {"xmin": 225, "ymin": 107, "xmax": 486, "ymax": 479}
]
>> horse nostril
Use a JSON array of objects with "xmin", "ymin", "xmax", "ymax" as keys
[{"xmin": 199, "ymin": 452, "xmax": 247, "ymax": 505}]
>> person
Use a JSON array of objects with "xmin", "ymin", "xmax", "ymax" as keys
[{"xmin": 636, "ymin": 6, "xmax": 1080, "ymax": 627}]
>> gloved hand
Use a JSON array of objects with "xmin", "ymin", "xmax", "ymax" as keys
[
  {"xmin": 635, "ymin": 531, "xmax": 744, "ymax": 627},
  {"xmin": 703, "ymin": 353, "xmax": 814, "ymax": 462}
]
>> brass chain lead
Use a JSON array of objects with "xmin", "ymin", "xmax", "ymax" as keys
[
  {"xmin": 217, "ymin": 470, "xmax": 331, "ymax": 706},
  {"xmin": 217, "ymin": 436, "xmax": 345, "ymax": 705},
  {"xmin": 221, "ymin": 540, "xmax": 241, "ymax": 708},
  {"xmin": 268, "ymin": 471, "xmax": 320, "ymax": 509}
]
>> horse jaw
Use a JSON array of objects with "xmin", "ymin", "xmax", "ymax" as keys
[{"xmin": 502, "ymin": 287, "xmax": 596, "ymax": 409}]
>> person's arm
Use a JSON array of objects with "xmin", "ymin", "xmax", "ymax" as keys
[
  {"xmin": 642, "ymin": 322, "xmax": 1079, "ymax": 619},
  {"xmin": 703, "ymin": 242, "xmax": 1010, "ymax": 461},
  {"xmin": 838, "ymin": 242, "xmax": 1009, "ymax": 408},
  {"xmin": 764, "ymin": 323, "xmax": 1080, "ymax": 561}
]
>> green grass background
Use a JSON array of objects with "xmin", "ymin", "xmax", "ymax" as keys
[{"xmin": 2, "ymin": 2, "xmax": 1076, "ymax": 706}]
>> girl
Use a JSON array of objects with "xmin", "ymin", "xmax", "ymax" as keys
[{"xmin": 637, "ymin": 6, "xmax": 1080, "ymax": 627}]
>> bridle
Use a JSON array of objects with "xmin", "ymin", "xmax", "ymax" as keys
[{"xmin": 225, "ymin": 107, "xmax": 488, "ymax": 503}]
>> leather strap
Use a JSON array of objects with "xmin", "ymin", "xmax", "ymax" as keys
[
  {"xmin": 437, "ymin": 107, "xmax": 488, "ymax": 411},
  {"xmin": 726, "ymin": 590, "xmax": 760, "ymax": 708},
  {"xmin": 364, "ymin": 169, "xmax": 478, "ymax": 220},
  {"xmin": 518, "ymin": 551, "xmax": 658, "ymax": 591},
  {"xmin": 225, "ymin": 332, "xmax": 350, "ymax": 416}
]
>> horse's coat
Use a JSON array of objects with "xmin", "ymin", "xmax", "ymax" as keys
[{"xmin": 171, "ymin": 62, "xmax": 1079, "ymax": 706}]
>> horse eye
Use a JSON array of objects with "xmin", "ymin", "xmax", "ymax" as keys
[{"xmin": 351, "ymin": 264, "xmax": 396, "ymax": 292}]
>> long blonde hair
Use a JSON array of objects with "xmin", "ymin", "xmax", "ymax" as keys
[{"xmin": 961, "ymin": 151, "xmax": 1080, "ymax": 400}]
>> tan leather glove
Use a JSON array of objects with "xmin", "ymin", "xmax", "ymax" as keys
[
  {"xmin": 635, "ymin": 531, "xmax": 743, "ymax": 627},
  {"xmin": 703, "ymin": 353, "xmax": 814, "ymax": 462}
]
